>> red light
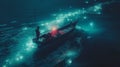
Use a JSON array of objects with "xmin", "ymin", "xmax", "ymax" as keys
[
  {"xmin": 51, "ymin": 27, "xmax": 58, "ymax": 37},
  {"xmin": 52, "ymin": 27, "xmax": 57, "ymax": 31}
]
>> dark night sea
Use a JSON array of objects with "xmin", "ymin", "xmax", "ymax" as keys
[{"xmin": 0, "ymin": 0, "xmax": 120, "ymax": 67}]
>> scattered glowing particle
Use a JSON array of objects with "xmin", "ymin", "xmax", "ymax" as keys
[
  {"xmin": 5, "ymin": 59, "xmax": 12, "ymax": 65},
  {"xmin": 66, "ymin": 51, "xmax": 77, "ymax": 57},
  {"xmin": 94, "ymin": 4, "xmax": 102, "ymax": 12},
  {"xmin": 97, "ymin": 12, "xmax": 101, "ymax": 14},
  {"xmin": 22, "ymin": 27, "xmax": 28, "ymax": 31},
  {"xmin": 31, "ymin": 45, "xmax": 35, "ymax": 48},
  {"xmin": 87, "ymin": 36, "xmax": 92, "ymax": 39},
  {"xmin": 26, "ymin": 48, "xmax": 30, "ymax": 51},
  {"xmin": 5, "ymin": 59, "xmax": 9, "ymax": 62},
  {"xmin": 67, "ymin": 18, "xmax": 70, "ymax": 21},
  {"xmin": 41, "ymin": 30, "xmax": 45, "ymax": 33},
  {"xmin": 82, "ymin": 8, "xmax": 85, "ymax": 10},
  {"xmin": 41, "ymin": 23, "xmax": 45, "ymax": 26},
  {"xmin": 26, "ymin": 47, "xmax": 34, "ymax": 51},
  {"xmin": 45, "ymin": 23, "xmax": 49, "ymax": 25},
  {"xmin": 67, "ymin": 59, "xmax": 72, "ymax": 64},
  {"xmin": 83, "ymin": 16, "xmax": 87, "ymax": 19},
  {"xmin": 59, "ymin": 14, "xmax": 64, "ymax": 17},
  {"xmin": 19, "ymin": 55, "xmax": 23, "ymax": 60},
  {"xmin": 16, "ymin": 57, "xmax": 20, "ymax": 61},
  {"xmin": 25, "ymin": 39, "xmax": 36, "ymax": 52},
  {"xmin": 95, "ymin": 5, "xmax": 101, "ymax": 9},
  {"xmin": 16, "ymin": 55, "xmax": 23, "ymax": 61},
  {"xmin": 56, "ymin": 20, "xmax": 61, "ymax": 23},
  {"xmin": 26, "ymin": 40, "xmax": 34, "ymax": 47},
  {"xmin": 67, "ymin": 18, "xmax": 72, "ymax": 21},
  {"xmin": 90, "ymin": 22, "xmax": 94, "ymax": 27},
  {"xmin": 68, "ymin": 13, "xmax": 72, "ymax": 16},
  {"xmin": 85, "ymin": 1, "xmax": 89, "ymax": 4},
  {"xmin": 76, "ymin": 26, "xmax": 82, "ymax": 30},
  {"xmin": 3, "ymin": 65, "xmax": 7, "ymax": 67}
]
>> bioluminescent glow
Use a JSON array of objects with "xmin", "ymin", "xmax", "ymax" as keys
[
  {"xmin": 89, "ymin": 22, "xmax": 94, "ymax": 27},
  {"xmin": 85, "ymin": 1, "xmax": 89, "ymax": 4},
  {"xmin": 65, "ymin": 50, "xmax": 79, "ymax": 59},
  {"xmin": 83, "ymin": 16, "xmax": 87, "ymax": 19},
  {"xmin": 2, "ymin": 34, "xmax": 37, "ymax": 67},
  {"xmin": 2, "ymin": 1, "xmax": 116, "ymax": 67},
  {"xmin": 22, "ymin": 27, "xmax": 28, "ymax": 31},
  {"xmin": 67, "ymin": 59, "xmax": 72, "ymax": 64}
]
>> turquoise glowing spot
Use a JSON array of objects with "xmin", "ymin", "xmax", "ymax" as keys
[
  {"xmin": 67, "ymin": 18, "xmax": 72, "ymax": 21},
  {"xmin": 5, "ymin": 59, "xmax": 12, "ymax": 65},
  {"xmin": 26, "ymin": 46, "xmax": 34, "ymax": 51},
  {"xmin": 67, "ymin": 59, "xmax": 72, "ymax": 64},
  {"xmin": 22, "ymin": 27, "xmax": 28, "ymax": 31},
  {"xmin": 95, "ymin": 5, "xmax": 101, "ymax": 9},
  {"xmin": 87, "ymin": 36, "xmax": 92, "ymax": 39},
  {"xmin": 19, "ymin": 55, "xmax": 23, "ymax": 60},
  {"xmin": 26, "ymin": 40, "xmax": 34, "ymax": 47},
  {"xmin": 3, "ymin": 65, "xmax": 7, "ymax": 67},
  {"xmin": 68, "ymin": 13, "xmax": 72, "ymax": 16},
  {"xmin": 16, "ymin": 57, "xmax": 20, "ymax": 61},
  {"xmin": 94, "ymin": 4, "xmax": 102, "ymax": 12},
  {"xmin": 56, "ymin": 19, "xmax": 62, "ymax": 23},
  {"xmin": 85, "ymin": 1, "xmax": 89, "ymax": 4},
  {"xmin": 90, "ymin": 22, "xmax": 94, "ymax": 27},
  {"xmin": 40, "ymin": 30, "xmax": 45, "ymax": 34},
  {"xmin": 5, "ymin": 59, "xmax": 9, "ymax": 62},
  {"xmin": 41, "ymin": 23, "xmax": 45, "ymax": 26},
  {"xmin": 45, "ymin": 23, "xmax": 49, "ymax": 25},
  {"xmin": 16, "ymin": 55, "xmax": 23, "ymax": 61},
  {"xmin": 76, "ymin": 26, "xmax": 82, "ymax": 30},
  {"xmin": 83, "ymin": 16, "xmax": 87, "ymax": 19},
  {"xmin": 66, "ymin": 51, "xmax": 77, "ymax": 57},
  {"xmin": 98, "ymin": 12, "xmax": 101, "ymax": 14},
  {"xmin": 25, "ymin": 39, "xmax": 36, "ymax": 51}
]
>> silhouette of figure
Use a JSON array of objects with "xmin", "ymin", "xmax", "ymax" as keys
[{"xmin": 36, "ymin": 26, "xmax": 40, "ymax": 40}]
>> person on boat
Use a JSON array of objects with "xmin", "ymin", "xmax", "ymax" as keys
[{"xmin": 35, "ymin": 26, "xmax": 40, "ymax": 40}]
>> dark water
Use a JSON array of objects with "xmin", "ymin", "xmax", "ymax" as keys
[{"xmin": 0, "ymin": 0, "xmax": 120, "ymax": 67}]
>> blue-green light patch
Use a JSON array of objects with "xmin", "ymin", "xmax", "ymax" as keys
[
  {"xmin": 85, "ymin": 1, "xmax": 89, "ymax": 4},
  {"xmin": 3, "ymin": 65, "xmax": 7, "ymax": 67},
  {"xmin": 89, "ymin": 22, "xmax": 94, "ymax": 27},
  {"xmin": 83, "ymin": 16, "xmax": 87, "ymax": 19},
  {"xmin": 67, "ymin": 59, "xmax": 72, "ymax": 64},
  {"xmin": 65, "ymin": 50, "xmax": 78, "ymax": 58},
  {"xmin": 2, "ymin": 1, "xmax": 108, "ymax": 66}
]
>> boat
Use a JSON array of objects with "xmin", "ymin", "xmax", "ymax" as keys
[{"xmin": 33, "ymin": 20, "xmax": 80, "ymax": 61}]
